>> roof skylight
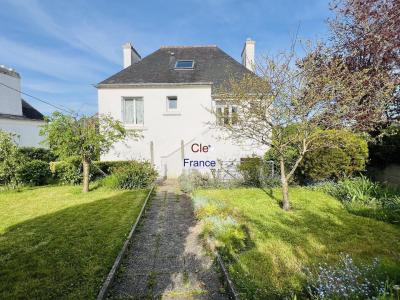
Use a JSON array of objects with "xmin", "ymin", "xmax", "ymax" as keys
[{"xmin": 175, "ymin": 60, "xmax": 194, "ymax": 69}]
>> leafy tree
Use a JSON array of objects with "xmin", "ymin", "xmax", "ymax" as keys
[
  {"xmin": 41, "ymin": 112, "xmax": 136, "ymax": 192},
  {"xmin": 212, "ymin": 46, "xmax": 393, "ymax": 210},
  {"xmin": 0, "ymin": 130, "xmax": 20, "ymax": 187},
  {"xmin": 328, "ymin": 0, "xmax": 400, "ymax": 123}
]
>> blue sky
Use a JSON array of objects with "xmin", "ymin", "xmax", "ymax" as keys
[{"xmin": 0, "ymin": 0, "xmax": 332, "ymax": 116}]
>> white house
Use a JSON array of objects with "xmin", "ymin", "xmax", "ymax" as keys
[
  {"xmin": 97, "ymin": 39, "xmax": 267, "ymax": 178},
  {"xmin": 0, "ymin": 65, "xmax": 45, "ymax": 147}
]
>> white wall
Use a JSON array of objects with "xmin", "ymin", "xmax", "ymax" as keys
[
  {"xmin": 0, "ymin": 73, "xmax": 22, "ymax": 115},
  {"xmin": 98, "ymin": 85, "xmax": 267, "ymax": 177},
  {"xmin": 0, "ymin": 118, "xmax": 45, "ymax": 147}
]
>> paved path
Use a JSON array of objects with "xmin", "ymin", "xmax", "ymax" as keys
[{"xmin": 108, "ymin": 180, "xmax": 228, "ymax": 299}]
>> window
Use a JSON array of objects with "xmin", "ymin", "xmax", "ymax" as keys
[
  {"xmin": 122, "ymin": 97, "xmax": 144, "ymax": 125},
  {"xmin": 216, "ymin": 103, "xmax": 238, "ymax": 125},
  {"xmin": 175, "ymin": 60, "xmax": 194, "ymax": 69},
  {"xmin": 167, "ymin": 96, "xmax": 178, "ymax": 111}
]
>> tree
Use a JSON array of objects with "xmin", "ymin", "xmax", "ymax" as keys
[
  {"xmin": 0, "ymin": 130, "xmax": 20, "ymax": 187},
  {"xmin": 211, "ymin": 46, "xmax": 393, "ymax": 210},
  {"xmin": 328, "ymin": 0, "xmax": 400, "ymax": 123},
  {"xmin": 41, "ymin": 112, "xmax": 136, "ymax": 192}
]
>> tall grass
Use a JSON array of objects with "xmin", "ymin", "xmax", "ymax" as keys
[{"xmin": 318, "ymin": 176, "xmax": 400, "ymax": 224}]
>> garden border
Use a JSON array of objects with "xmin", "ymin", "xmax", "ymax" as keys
[
  {"xmin": 215, "ymin": 251, "xmax": 240, "ymax": 300},
  {"xmin": 96, "ymin": 185, "xmax": 155, "ymax": 300}
]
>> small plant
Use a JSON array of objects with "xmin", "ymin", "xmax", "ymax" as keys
[{"xmin": 305, "ymin": 254, "xmax": 386, "ymax": 299}]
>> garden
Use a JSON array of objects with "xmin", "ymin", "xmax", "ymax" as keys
[
  {"xmin": 0, "ymin": 119, "xmax": 158, "ymax": 299},
  {"xmin": 178, "ymin": 127, "xmax": 400, "ymax": 299}
]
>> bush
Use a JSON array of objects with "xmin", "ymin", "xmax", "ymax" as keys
[
  {"xmin": 50, "ymin": 156, "xmax": 82, "ymax": 185},
  {"xmin": 317, "ymin": 176, "xmax": 400, "ymax": 224},
  {"xmin": 92, "ymin": 161, "xmax": 129, "ymax": 177},
  {"xmin": 238, "ymin": 156, "xmax": 263, "ymax": 187},
  {"xmin": 105, "ymin": 161, "xmax": 157, "ymax": 189},
  {"xmin": 17, "ymin": 147, "xmax": 56, "ymax": 162},
  {"xmin": 299, "ymin": 130, "xmax": 368, "ymax": 182},
  {"xmin": 16, "ymin": 160, "xmax": 51, "ymax": 186},
  {"xmin": 0, "ymin": 130, "xmax": 20, "ymax": 187}
]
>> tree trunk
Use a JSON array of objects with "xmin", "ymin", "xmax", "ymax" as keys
[
  {"xmin": 279, "ymin": 157, "xmax": 290, "ymax": 211},
  {"xmin": 82, "ymin": 158, "xmax": 90, "ymax": 193}
]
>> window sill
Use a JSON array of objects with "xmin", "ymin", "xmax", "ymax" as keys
[
  {"xmin": 124, "ymin": 124, "xmax": 147, "ymax": 130},
  {"xmin": 163, "ymin": 111, "xmax": 181, "ymax": 116}
]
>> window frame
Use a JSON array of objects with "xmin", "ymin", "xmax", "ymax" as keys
[
  {"xmin": 121, "ymin": 97, "xmax": 144, "ymax": 125},
  {"xmin": 166, "ymin": 96, "xmax": 179, "ymax": 112},
  {"xmin": 215, "ymin": 102, "xmax": 238, "ymax": 125},
  {"xmin": 174, "ymin": 60, "xmax": 194, "ymax": 69}
]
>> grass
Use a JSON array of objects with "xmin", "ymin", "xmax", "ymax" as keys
[
  {"xmin": 195, "ymin": 187, "xmax": 400, "ymax": 299},
  {"xmin": 0, "ymin": 184, "xmax": 149, "ymax": 299}
]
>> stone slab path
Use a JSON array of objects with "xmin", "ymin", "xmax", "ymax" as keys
[{"xmin": 108, "ymin": 180, "xmax": 229, "ymax": 299}]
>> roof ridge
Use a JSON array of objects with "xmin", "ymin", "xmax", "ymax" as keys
[{"xmin": 160, "ymin": 45, "xmax": 217, "ymax": 49}]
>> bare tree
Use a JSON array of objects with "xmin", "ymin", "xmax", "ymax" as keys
[{"xmin": 211, "ymin": 45, "xmax": 394, "ymax": 210}]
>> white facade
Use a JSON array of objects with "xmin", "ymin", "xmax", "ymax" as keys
[
  {"xmin": 98, "ymin": 84, "xmax": 266, "ymax": 177},
  {"xmin": 0, "ymin": 65, "xmax": 45, "ymax": 147},
  {"xmin": 0, "ymin": 118, "xmax": 44, "ymax": 147}
]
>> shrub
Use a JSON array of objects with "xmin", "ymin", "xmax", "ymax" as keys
[
  {"xmin": 317, "ymin": 176, "xmax": 400, "ymax": 224},
  {"xmin": 0, "ymin": 130, "xmax": 20, "ymax": 187},
  {"xmin": 299, "ymin": 130, "xmax": 368, "ymax": 182},
  {"xmin": 17, "ymin": 147, "xmax": 56, "ymax": 162},
  {"xmin": 16, "ymin": 160, "xmax": 51, "ymax": 186},
  {"xmin": 238, "ymin": 156, "xmax": 263, "ymax": 187},
  {"xmin": 92, "ymin": 160, "xmax": 131, "ymax": 177},
  {"xmin": 106, "ymin": 161, "xmax": 157, "ymax": 189},
  {"xmin": 50, "ymin": 156, "xmax": 82, "ymax": 185},
  {"xmin": 305, "ymin": 254, "xmax": 385, "ymax": 299},
  {"xmin": 265, "ymin": 129, "xmax": 368, "ymax": 183}
]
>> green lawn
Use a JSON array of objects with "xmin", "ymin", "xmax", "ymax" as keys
[
  {"xmin": 0, "ymin": 185, "xmax": 149, "ymax": 299},
  {"xmin": 195, "ymin": 187, "xmax": 400, "ymax": 299}
]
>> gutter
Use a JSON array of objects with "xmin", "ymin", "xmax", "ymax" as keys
[{"xmin": 96, "ymin": 82, "xmax": 213, "ymax": 89}]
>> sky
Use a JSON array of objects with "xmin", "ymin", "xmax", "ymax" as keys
[{"xmin": 0, "ymin": 0, "xmax": 333, "ymax": 116}]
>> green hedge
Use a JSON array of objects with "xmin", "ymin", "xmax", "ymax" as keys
[
  {"xmin": 16, "ymin": 160, "xmax": 51, "ymax": 186},
  {"xmin": 18, "ymin": 147, "xmax": 56, "ymax": 162},
  {"xmin": 49, "ymin": 159, "xmax": 151, "ymax": 185}
]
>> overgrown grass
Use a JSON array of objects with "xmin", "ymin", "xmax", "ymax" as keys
[
  {"xmin": 0, "ymin": 185, "xmax": 149, "ymax": 299},
  {"xmin": 316, "ymin": 176, "xmax": 400, "ymax": 224},
  {"xmin": 195, "ymin": 188, "xmax": 400, "ymax": 299}
]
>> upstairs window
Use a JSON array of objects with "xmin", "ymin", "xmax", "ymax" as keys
[
  {"xmin": 122, "ymin": 97, "xmax": 144, "ymax": 125},
  {"xmin": 216, "ymin": 103, "xmax": 238, "ymax": 125},
  {"xmin": 175, "ymin": 60, "xmax": 194, "ymax": 69},
  {"xmin": 167, "ymin": 96, "xmax": 178, "ymax": 111}
]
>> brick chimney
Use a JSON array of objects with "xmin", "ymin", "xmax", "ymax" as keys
[
  {"xmin": 122, "ymin": 42, "xmax": 141, "ymax": 68},
  {"xmin": 241, "ymin": 38, "xmax": 255, "ymax": 72}
]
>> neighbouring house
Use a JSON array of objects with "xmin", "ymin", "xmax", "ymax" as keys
[
  {"xmin": 97, "ymin": 39, "xmax": 266, "ymax": 178},
  {"xmin": 0, "ymin": 65, "xmax": 45, "ymax": 147}
]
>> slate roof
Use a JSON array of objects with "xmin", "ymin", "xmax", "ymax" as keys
[
  {"xmin": 98, "ymin": 46, "xmax": 253, "ymax": 90},
  {"xmin": 22, "ymin": 100, "xmax": 44, "ymax": 120},
  {"xmin": 0, "ymin": 100, "xmax": 44, "ymax": 121}
]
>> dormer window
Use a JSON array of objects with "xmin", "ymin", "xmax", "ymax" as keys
[{"xmin": 175, "ymin": 60, "xmax": 194, "ymax": 69}]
